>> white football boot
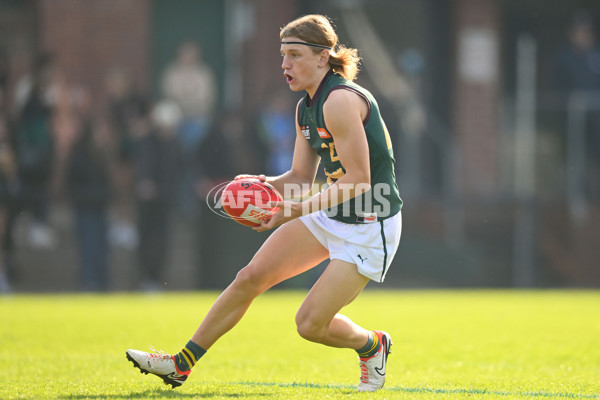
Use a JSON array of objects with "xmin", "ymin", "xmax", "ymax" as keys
[
  {"xmin": 126, "ymin": 347, "xmax": 190, "ymax": 388},
  {"xmin": 357, "ymin": 331, "xmax": 392, "ymax": 392}
]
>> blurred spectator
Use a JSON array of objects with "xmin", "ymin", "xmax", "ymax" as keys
[
  {"xmin": 52, "ymin": 78, "xmax": 84, "ymax": 195},
  {"xmin": 105, "ymin": 69, "xmax": 149, "ymax": 250},
  {"xmin": 11, "ymin": 53, "xmax": 58, "ymax": 249},
  {"xmin": 556, "ymin": 11, "xmax": 600, "ymax": 95},
  {"xmin": 194, "ymin": 109, "xmax": 239, "ymax": 288},
  {"xmin": 161, "ymin": 41, "xmax": 216, "ymax": 218},
  {"xmin": 65, "ymin": 116, "xmax": 113, "ymax": 291},
  {"xmin": 0, "ymin": 49, "xmax": 14, "ymax": 292},
  {"xmin": 555, "ymin": 10, "xmax": 600, "ymax": 196},
  {"xmin": 0, "ymin": 113, "xmax": 17, "ymax": 292},
  {"xmin": 134, "ymin": 100, "xmax": 182, "ymax": 291},
  {"xmin": 0, "ymin": 49, "xmax": 8, "ymax": 103},
  {"xmin": 195, "ymin": 110, "xmax": 237, "ymax": 192},
  {"xmin": 256, "ymin": 89, "xmax": 295, "ymax": 176},
  {"xmin": 193, "ymin": 109, "xmax": 264, "ymax": 288},
  {"xmin": 218, "ymin": 109, "xmax": 262, "ymax": 174},
  {"xmin": 106, "ymin": 69, "xmax": 148, "ymax": 169}
]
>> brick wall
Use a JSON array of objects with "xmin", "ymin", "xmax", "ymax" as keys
[
  {"xmin": 38, "ymin": 0, "xmax": 150, "ymax": 111},
  {"xmin": 453, "ymin": 0, "xmax": 501, "ymax": 196}
]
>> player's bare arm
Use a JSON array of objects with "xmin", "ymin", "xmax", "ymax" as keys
[
  {"xmin": 266, "ymin": 117, "xmax": 320, "ymax": 196},
  {"xmin": 316, "ymin": 89, "xmax": 371, "ymax": 196},
  {"xmin": 256, "ymin": 89, "xmax": 371, "ymax": 231}
]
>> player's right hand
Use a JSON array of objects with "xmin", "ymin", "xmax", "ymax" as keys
[{"xmin": 252, "ymin": 200, "xmax": 300, "ymax": 232}]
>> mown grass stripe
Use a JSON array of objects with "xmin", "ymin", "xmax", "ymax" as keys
[{"xmin": 231, "ymin": 381, "xmax": 600, "ymax": 399}]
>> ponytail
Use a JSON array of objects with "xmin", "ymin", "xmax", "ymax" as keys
[{"xmin": 329, "ymin": 45, "xmax": 361, "ymax": 81}]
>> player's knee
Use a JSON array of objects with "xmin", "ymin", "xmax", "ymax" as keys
[
  {"xmin": 233, "ymin": 262, "xmax": 270, "ymax": 295},
  {"xmin": 295, "ymin": 314, "xmax": 325, "ymax": 343}
]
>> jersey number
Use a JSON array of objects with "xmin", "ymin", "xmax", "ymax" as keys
[{"xmin": 321, "ymin": 142, "xmax": 339, "ymax": 162}]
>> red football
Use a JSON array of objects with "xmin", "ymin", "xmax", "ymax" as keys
[{"xmin": 220, "ymin": 179, "xmax": 283, "ymax": 227}]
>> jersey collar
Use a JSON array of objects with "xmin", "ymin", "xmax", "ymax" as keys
[{"xmin": 305, "ymin": 69, "xmax": 334, "ymax": 108}]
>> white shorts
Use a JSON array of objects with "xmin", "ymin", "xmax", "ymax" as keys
[{"xmin": 300, "ymin": 210, "xmax": 402, "ymax": 283}]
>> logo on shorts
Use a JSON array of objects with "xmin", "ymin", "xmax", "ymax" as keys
[
  {"xmin": 357, "ymin": 213, "xmax": 378, "ymax": 223},
  {"xmin": 357, "ymin": 254, "xmax": 368, "ymax": 264}
]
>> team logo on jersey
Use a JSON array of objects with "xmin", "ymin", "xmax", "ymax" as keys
[
  {"xmin": 301, "ymin": 125, "xmax": 311, "ymax": 139},
  {"xmin": 317, "ymin": 128, "xmax": 331, "ymax": 139}
]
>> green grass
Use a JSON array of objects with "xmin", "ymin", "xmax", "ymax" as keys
[{"xmin": 0, "ymin": 290, "xmax": 598, "ymax": 399}]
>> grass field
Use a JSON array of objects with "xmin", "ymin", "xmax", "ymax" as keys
[{"xmin": 0, "ymin": 290, "xmax": 598, "ymax": 399}]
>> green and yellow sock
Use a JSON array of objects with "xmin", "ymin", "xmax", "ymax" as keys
[
  {"xmin": 174, "ymin": 340, "xmax": 206, "ymax": 372},
  {"xmin": 356, "ymin": 331, "xmax": 380, "ymax": 359}
]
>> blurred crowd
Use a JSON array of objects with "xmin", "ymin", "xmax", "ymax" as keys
[
  {"xmin": 2, "ymin": 6, "xmax": 600, "ymax": 292},
  {"xmin": 555, "ymin": 10, "xmax": 600, "ymax": 198},
  {"xmin": 0, "ymin": 41, "xmax": 296, "ymax": 293}
]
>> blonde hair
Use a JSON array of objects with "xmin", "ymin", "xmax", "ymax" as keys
[{"xmin": 280, "ymin": 14, "xmax": 361, "ymax": 81}]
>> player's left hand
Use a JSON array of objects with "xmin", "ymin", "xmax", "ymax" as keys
[{"xmin": 253, "ymin": 200, "xmax": 302, "ymax": 232}]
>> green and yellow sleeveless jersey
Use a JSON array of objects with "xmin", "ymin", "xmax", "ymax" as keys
[{"xmin": 298, "ymin": 70, "xmax": 402, "ymax": 224}]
